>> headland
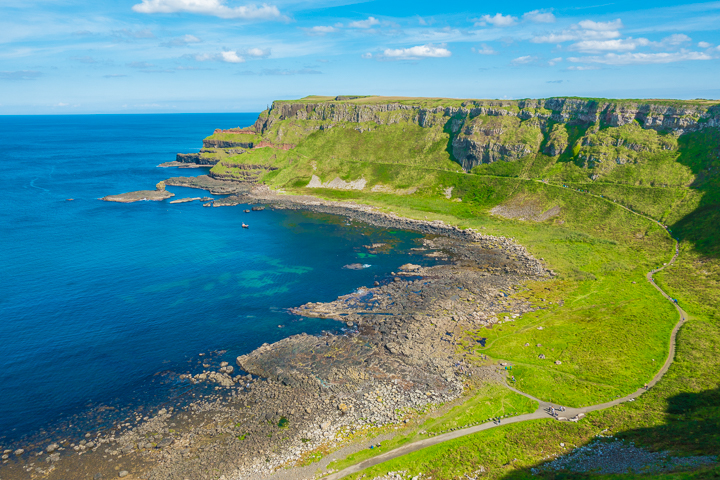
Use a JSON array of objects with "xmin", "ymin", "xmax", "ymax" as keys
[{"xmin": 4, "ymin": 96, "xmax": 720, "ymax": 480}]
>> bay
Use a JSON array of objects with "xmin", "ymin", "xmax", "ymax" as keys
[{"xmin": 0, "ymin": 114, "xmax": 435, "ymax": 445}]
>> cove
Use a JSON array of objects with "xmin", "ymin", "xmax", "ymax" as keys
[{"xmin": 0, "ymin": 114, "xmax": 437, "ymax": 445}]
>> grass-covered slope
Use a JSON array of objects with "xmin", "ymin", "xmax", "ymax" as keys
[
  {"xmin": 207, "ymin": 96, "xmax": 719, "ymax": 478},
  {"xmin": 212, "ymin": 95, "xmax": 720, "ymax": 255}
]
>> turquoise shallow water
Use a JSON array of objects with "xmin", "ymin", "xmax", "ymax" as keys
[{"xmin": 0, "ymin": 114, "xmax": 436, "ymax": 445}]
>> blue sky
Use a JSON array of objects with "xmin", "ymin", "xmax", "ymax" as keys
[{"xmin": 1, "ymin": 0, "xmax": 719, "ymax": 113}]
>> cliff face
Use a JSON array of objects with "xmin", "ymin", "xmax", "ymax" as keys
[{"xmin": 251, "ymin": 97, "xmax": 720, "ymax": 171}]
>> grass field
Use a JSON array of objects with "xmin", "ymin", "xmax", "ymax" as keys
[{"xmin": 207, "ymin": 98, "xmax": 720, "ymax": 478}]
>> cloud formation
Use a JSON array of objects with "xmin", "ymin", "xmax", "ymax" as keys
[
  {"xmin": 0, "ymin": 70, "xmax": 42, "ymax": 80},
  {"xmin": 161, "ymin": 34, "xmax": 202, "ymax": 47},
  {"xmin": 132, "ymin": 0, "xmax": 283, "ymax": 20},
  {"xmin": 511, "ymin": 55, "xmax": 537, "ymax": 65},
  {"xmin": 221, "ymin": 51, "xmax": 244, "ymax": 63},
  {"xmin": 246, "ymin": 47, "xmax": 270, "ymax": 57},
  {"xmin": 569, "ymin": 50, "xmax": 712, "ymax": 65},
  {"xmin": 474, "ymin": 13, "xmax": 517, "ymax": 27},
  {"xmin": 348, "ymin": 17, "xmax": 379, "ymax": 28},
  {"xmin": 532, "ymin": 19, "xmax": 623, "ymax": 43},
  {"xmin": 382, "ymin": 44, "xmax": 451, "ymax": 59},
  {"xmin": 523, "ymin": 10, "xmax": 555, "ymax": 23},
  {"xmin": 473, "ymin": 44, "xmax": 497, "ymax": 55},
  {"xmin": 189, "ymin": 51, "xmax": 245, "ymax": 62},
  {"xmin": 305, "ymin": 25, "xmax": 336, "ymax": 35},
  {"xmin": 569, "ymin": 38, "xmax": 651, "ymax": 53}
]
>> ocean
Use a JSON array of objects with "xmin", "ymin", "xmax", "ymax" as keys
[{"xmin": 0, "ymin": 114, "xmax": 436, "ymax": 447}]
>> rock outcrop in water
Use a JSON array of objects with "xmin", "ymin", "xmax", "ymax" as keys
[{"xmin": 102, "ymin": 181, "xmax": 175, "ymax": 203}]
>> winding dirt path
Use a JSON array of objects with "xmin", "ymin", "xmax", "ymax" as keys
[{"xmin": 322, "ymin": 187, "xmax": 687, "ymax": 480}]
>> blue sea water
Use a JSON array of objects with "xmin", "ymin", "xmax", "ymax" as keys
[{"xmin": 0, "ymin": 114, "xmax": 435, "ymax": 447}]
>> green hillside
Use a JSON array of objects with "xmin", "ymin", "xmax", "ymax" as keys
[{"xmin": 209, "ymin": 97, "xmax": 720, "ymax": 479}]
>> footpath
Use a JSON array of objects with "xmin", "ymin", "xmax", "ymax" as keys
[{"xmin": 322, "ymin": 185, "xmax": 687, "ymax": 480}]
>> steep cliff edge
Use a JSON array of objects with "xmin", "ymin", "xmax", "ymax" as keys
[
  {"xmin": 190, "ymin": 95, "xmax": 719, "ymax": 254},
  {"xmin": 199, "ymin": 96, "xmax": 718, "ymax": 194},
  {"xmin": 243, "ymin": 96, "xmax": 719, "ymax": 171}
]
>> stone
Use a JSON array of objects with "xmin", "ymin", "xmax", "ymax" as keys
[
  {"xmin": 555, "ymin": 360, "xmax": 562, "ymax": 365},
  {"xmin": 157, "ymin": 438, "xmax": 174, "ymax": 449},
  {"xmin": 119, "ymin": 471, "xmax": 129, "ymax": 477},
  {"xmin": 14, "ymin": 449, "xmax": 24, "ymax": 456},
  {"xmin": 46, "ymin": 443, "xmax": 59, "ymax": 453}
]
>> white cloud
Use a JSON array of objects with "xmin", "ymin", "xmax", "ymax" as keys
[
  {"xmin": 246, "ymin": 47, "xmax": 270, "ymax": 57},
  {"xmin": 132, "ymin": 0, "xmax": 284, "ymax": 20},
  {"xmin": 569, "ymin": 38, "xmax": 651, "ymax": 53},
  {"xmin": 190, "ymin": 51, "xmax": 246, "ymax": 63},
  {"xmin": 128, "ymin": 61, "xmax": 156, "ymax": 68},
  {"xmin": 533, "ymin": 29, "xmax": 620, "ymax": 44},
  {"xmin": 161, "ymin": 34, "xmax": 202, "ymax": 47},
  {"xmin": 698, "ymin": 41, "xmax": 712, "ymax": 48},
  {"xmin": 511, "ymin": 55, "xmax": 537, "ymax": 65},
  {"xmin": 383, "ymin": 44, "xmax": 451, "ymax": 59},
  {"xmin": 361, "ymin": 52, "xmax": 372, "ymax": 59},
  {"xmin": 473, "ymin": 44, "xmax": 497, "ymax": 55},
  {"xmin": 549, "ymin": 57, "xmax": 562, "ymax": 65},
  {"xmin": 523, "ymin": 10, "xmax": 555, "ymax": 23},
  {"xmin": 221, "ymin": 51, "xmax": 244, "ymax": 63},
  {"xmin": 349, "ymin": 17, "xmax": 380, "ymax": 28},
  {"xmin": 475, "ymin": 13, "xmax": 518, "ymax": 27},
  {"xmin": 533, "ymin": 19, "xmax": 623, "ymax": 44},
  {"xmin": 661, "ymin": 33, "xmax": 691, "ymax": 46},
  {"xmin": 305, "ymin": 25, "xmax": 337, "ymax": 35},
  {"xmin": 568, "ymin": 50, "xmax": 712, "ymax": 65},
  {"xmin": 578, "ymin": 19, "xmax": 623, "ymax": 31},
  {"xmin": 568, "ymin": 65, "xmax": 600, "ymax": 70}
]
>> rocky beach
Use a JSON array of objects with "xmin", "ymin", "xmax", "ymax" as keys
[{"xmin": 1, "ymin": 177, "xmax": 552, "ymax": 480}]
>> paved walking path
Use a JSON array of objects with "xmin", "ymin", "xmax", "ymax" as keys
[{"xmin": 322, "ymin": 187, "xmax": 687, "ymax": 480}]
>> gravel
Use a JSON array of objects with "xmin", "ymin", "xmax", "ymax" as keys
[{"xmin": 533, "ymin": 438, "xmax": 717, "ymax": 475}]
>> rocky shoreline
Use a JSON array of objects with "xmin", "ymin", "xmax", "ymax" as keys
[{"xmin": 1, "ymin": 180, "xmax": 551, "ymax": 480}]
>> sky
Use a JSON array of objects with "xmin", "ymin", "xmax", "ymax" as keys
[{"xmin": 1, "ymin": 0, "xmax": 719, "ymax": 113}]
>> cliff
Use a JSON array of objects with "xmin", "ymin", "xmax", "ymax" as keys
[{"xmin": 247, "ymin": 96, "xmax": 719, "ymax": 171}]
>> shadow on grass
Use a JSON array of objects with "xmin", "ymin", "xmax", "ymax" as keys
[
  {"xmin": 668, "ymin": 129, "xmax": 720, "ymax": 258},
  {"xmin": 500, "ymin": 387, "xmax": 720, "ymax": 479}
]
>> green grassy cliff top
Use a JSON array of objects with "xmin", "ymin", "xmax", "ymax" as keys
[{"xmin": 272, "ymin": 95, "xmax": 719, "ymax": 108}]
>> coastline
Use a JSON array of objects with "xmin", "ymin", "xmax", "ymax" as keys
[{"xmin": 0, "ymin": 179, "xmax": 552, "ymax": 480}]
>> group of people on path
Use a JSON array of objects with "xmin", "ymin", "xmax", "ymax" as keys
[{"xmin": 548, "ymin": 405, "xmax": 565, "ymax": 418}]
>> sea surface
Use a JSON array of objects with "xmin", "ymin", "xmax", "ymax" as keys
[{"xmin": 0, "ymin": 114, "xmax": 436, "ymax": 448}]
